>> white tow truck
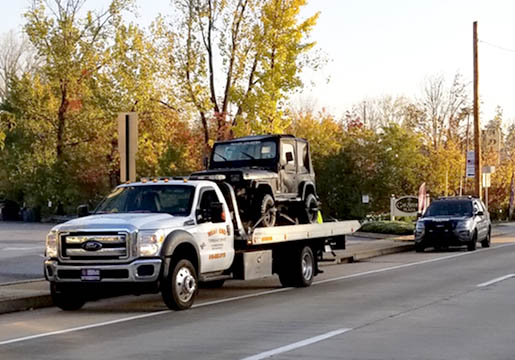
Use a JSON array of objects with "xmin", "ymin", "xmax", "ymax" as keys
[{"xmin": 44, "ymin": 179, "xmax": 359, "ymax": 310}]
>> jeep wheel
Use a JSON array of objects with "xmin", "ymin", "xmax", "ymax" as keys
[
  {"xmin": 161, "ymin": 259, "xmax": 198, "ymax": 310},
  {"xmin": 303, "ymin": 193, "xmax": 319, "ymax": 224},
  {"xmin": 50, "ymin": 283, "xmax": 86, "ymax": 311},
  {"xmin": 257, "ymin": 194, "xmax": 276, "ymax": 227}
]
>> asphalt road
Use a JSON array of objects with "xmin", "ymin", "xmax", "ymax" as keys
[
  {"xmin": 0, "ymin": 233, "xmax": 514, "ymax": 359},
  {"xmin": 0, "ymin": 222, "xmax": 52, "ymax": 283}
]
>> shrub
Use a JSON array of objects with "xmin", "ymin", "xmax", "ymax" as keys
[{"xmin": 360, "ymin": 220, "xmax": 414, "ymax": 235}]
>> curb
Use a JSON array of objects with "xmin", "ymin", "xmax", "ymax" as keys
[
  {"xmin": 0, "ymin": 292, "xmax": 52, "ymax": 314},
  {"xmin": 321, "ymin": 243, "xmax": 414, "ymax": 265}
]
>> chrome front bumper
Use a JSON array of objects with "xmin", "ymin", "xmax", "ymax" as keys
[{"xmin": 45, "ymin": 258, "xmax": 162, "ymax": 283}]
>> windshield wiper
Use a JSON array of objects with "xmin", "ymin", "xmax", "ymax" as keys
[
  {"xmin": 214, "ymin": 151, "xmax": 228, "ymax": 161},
  {"xmin": 238, "ymin": 150, "xmax": 255, "ymax": 159}
]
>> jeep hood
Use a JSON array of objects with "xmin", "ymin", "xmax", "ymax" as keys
[{"xmin": 52, "ymin": 213, "xmax": 188, "ymax": 233}]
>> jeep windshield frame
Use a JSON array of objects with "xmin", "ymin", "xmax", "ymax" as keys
[
  {"xmin": 94, "ymin": 184, "xmax": 195, "ymax": 216},
  {"xmin": 209, "ymin": 139, "xmax": 279, "ymax": 169}
]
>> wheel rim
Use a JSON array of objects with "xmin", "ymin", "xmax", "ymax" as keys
[
  {"xmin": 302, "ymin": 252, "xmax": 313, "ymax": 280},
  {"xmin": 175, "ymin": 266, "xmax": 196, "ymax": 303},
  {"xmin": 306, "ymin": 196, "xmax": 318, "ymax": 223},
  {"xmin": 262, "ymin": 197, "xmax": 276, "ymax": 226}
]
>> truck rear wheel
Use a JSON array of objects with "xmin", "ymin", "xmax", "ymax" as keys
[
  {"xmin": 278, "ymin": 246, "xmax": 314, "ymax": 288},
  {"xmin": 161, "ymin": 259, "xmax": 198, "ymax": 310},
  {"xmin": 50, "ymin": 283, "xmax": 86, "ymax": 311}
]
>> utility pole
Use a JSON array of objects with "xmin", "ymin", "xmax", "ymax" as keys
[{"xmin": 473, "ymin": 21, "xmax": 482, "ymax": 199}]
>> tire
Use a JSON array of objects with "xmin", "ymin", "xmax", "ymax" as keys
[
  {"xmin": 278, "ymin": 246, "xmax": 314, "ymax": 288},
  {"xmin": 50, "ymin": 283, "xmax": 86, "ymax": 311},
  {"xmin": 414, "ymin": 242, "xmax": 425, "ymax": 253},
  {"xmin": 481, "ymin": 229, "xmax": 491, "ymax": 248},
  {"xmin": 467, "ymin": 231, "xmax": 477, "ymax": 251},
  {"xmin": 161, "ymin": 259, "xmax": 198, "ymax": 310},
  {"xmin": 256, "ymin": 193, "xmax": 276, "ymax": 227},
  {"xmin": 199, "ymin": 279, "xmax": 225, "ymax": 289},
  {"xmin": 302, "ymin": 193, "xmax": 319, "ymax": 224}
]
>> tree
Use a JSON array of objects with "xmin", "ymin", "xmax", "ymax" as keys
[
  {"xmin": 171, "ymin": 0, "xmax": 319, "ymax": 149},
  {"xmin": 0, "ymin": 30, "xmax": 41, "ymax": 101},
  {"xmin": 414, "ymin": 73, "xmax": 470, "ymax": 149}
]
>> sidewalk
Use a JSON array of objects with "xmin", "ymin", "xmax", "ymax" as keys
[{"xmin": 0, "ymin": 221, "xmax": 513, "ymax": 315}]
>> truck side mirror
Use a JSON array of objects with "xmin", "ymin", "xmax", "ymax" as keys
[
  {"xmin": 77, "ymin": 204, "xmax": 89, "ymax": 218},
  {"xmin": 203, "ymin": 156, "xmax": 209, "ymax": 169},
  {"xmin": 285, "ymin": 152, "xmax": 293, "ymax": 163}
]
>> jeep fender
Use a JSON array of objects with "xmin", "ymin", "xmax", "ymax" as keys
[
  {"xmin": 300, "ymin": 182, "xmax": 317, "ymax": 200},
  {"xmin": 253, "ymin": 182, "xmax": 275, "ymax": 199},
  {"xmin": 160, "ymin": 230, "xmax": 201, "ymax": 279}
]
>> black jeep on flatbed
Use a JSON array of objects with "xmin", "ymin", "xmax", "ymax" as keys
[{"xmin": 191, "ymin": 135, "xmax": 319, "ymax": 227}]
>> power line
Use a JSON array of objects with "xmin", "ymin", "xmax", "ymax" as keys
[{"xmin": 480, "ymin": 40, "xmax": 515, "ymax": 53}]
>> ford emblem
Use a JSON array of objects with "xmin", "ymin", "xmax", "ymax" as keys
[{"xmin": 82, "ymin": 241, "xmax": 103, "ymax": 251}]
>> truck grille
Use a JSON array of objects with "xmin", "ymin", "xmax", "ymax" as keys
[{"xmin": 60, "ymin": 232, "xmax": 129, "ymax": 261}]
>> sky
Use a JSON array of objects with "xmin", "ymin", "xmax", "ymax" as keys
[{"xmin": 2, "ymin": 0, "xmax": 515, "ymax": 125}]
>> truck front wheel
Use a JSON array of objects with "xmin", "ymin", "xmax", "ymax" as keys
[
  {"xmin": 278, "ymin": 246, "xmax": 314, "ymax": 288},
  {"xmin": 50, "ymin": 283, "xmax": 86, "ymax": 311},
  {"xmin": 161, "ymin": 259, "xmax": 198, "ymax": 310}
]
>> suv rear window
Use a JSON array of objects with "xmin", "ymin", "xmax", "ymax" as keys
[{"xmin": 424, "ymin": 201, "xmax": 473, "ymax": 217}]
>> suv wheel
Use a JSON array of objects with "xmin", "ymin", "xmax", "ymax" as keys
[
  {"xmin": 467, "ymin": 231, "xmax": 477, "ymax": 251},
  {"xmin": 257, "ymin": 193, "xmax": 276, "ymax": 227},
  {"xmin": 303, "ymin": 193, "xmax": 319, "ymax": 224},
  {"xmin": 481, "ymin": 229, "xmax": 491, "ymax": 248}
]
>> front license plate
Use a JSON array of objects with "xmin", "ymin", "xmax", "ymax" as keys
[{"xmin": 81, "ymin": 269, "xmax": 100, "ymax": 281}]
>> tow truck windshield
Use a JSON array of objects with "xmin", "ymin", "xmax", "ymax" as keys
[{"xmin": 95, "ymin": 185, "xmax": 195, "ymax": 216}]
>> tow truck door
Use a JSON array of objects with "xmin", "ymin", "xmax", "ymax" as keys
[{"xmin": 194, "ymin": 186, "xmax": 234, "ymax": 273}]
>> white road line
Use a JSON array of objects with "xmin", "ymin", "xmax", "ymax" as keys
[
  {"xmin": 240, "ymin": 328, "xmax": 353, "ymax": 360},
  {"xmin": 1, "ymin": 242, "xmax": 514, "ymax": 347},
  {"xmin": 0, "ymin": 310, "xmax": 171, "ymax": 346},
  {"xmin": 314, "ymin": 243, "xmax": 515, "ymax": 286},
  {"xmin": 2, "ymin": 247, "xmax": 43, "ymax": 251},
  {"xmin": 477, "ymin": 274, "xmax": 515, "ymax": 287}
]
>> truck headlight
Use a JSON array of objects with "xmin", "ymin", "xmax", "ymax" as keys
[
  {"xmin": 138, "ymin": 230, "xmax": 165, "ymax": 257},
  {"xmin": 45, "ymin": 231, "xmax": 58, "ymax": 258},
  {"xmin": 415, "ymin": 221, "xmax": 425, "ymax": 232}
]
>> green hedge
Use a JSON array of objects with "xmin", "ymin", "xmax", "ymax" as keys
[{"xmin": 360, "ymin": 220, "xmax": 415, "ymax": 235}]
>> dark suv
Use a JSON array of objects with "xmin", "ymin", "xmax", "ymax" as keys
[
  {"xmin": 414, "ymin": 196, "xmax": 491, "ymax": 252},
  {"xmin": 191, "ymin": 135, "xmax": 318, "ymax": 227}
]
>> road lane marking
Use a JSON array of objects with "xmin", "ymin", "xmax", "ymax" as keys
[
  {"xmin": 240, "ymin": 328, "xmax": 353, "ymax": 360},
  {"xmin": 1, "ymin": 242, "xmax": 514, "ymax": 347},
  {"xmin": 2, "ymin": 247, "xmax": 43, "ymax": 251},
  {"xmin": 477, "ymin": 274, "xmax": 515, "ymax": 287},
  {"xmin": 314, "ymin": 243, "xmax": 515, "ymax": 286},
  {"xmin": 0, "ymin": 310, "xmax": 172, "ymax": 346}
]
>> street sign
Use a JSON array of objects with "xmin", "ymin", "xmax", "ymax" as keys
[
  {"xmin": 482, "ymin": 173, "xmax": 491, "ymax": 188},
  {"xmin": 466, "ymin": 151, "xmax": 475, "ymax": 178}
]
